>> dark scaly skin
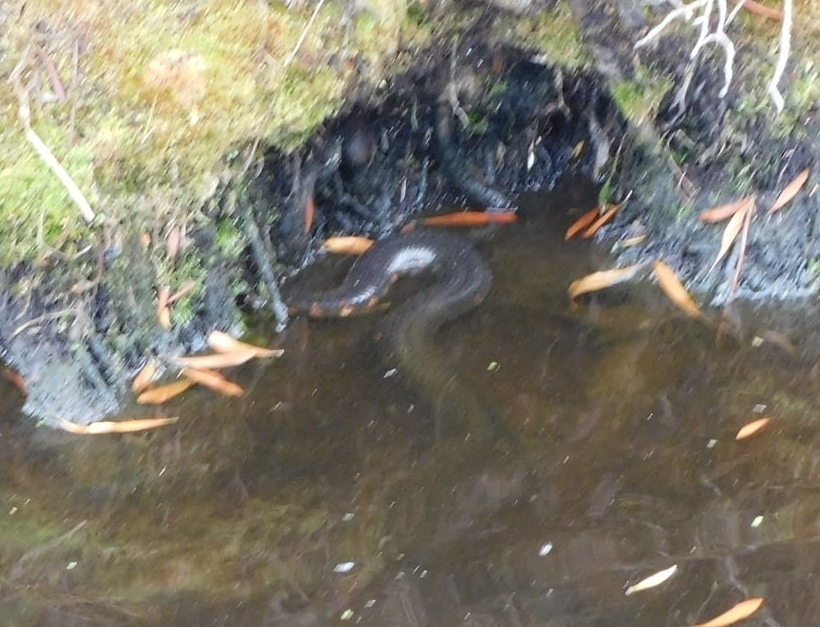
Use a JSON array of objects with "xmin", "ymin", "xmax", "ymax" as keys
[{"xmin": 286, "ymin": 230, "xmax": 495, "ymax": 437}]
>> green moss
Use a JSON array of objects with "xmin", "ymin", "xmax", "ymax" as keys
[{"xmin": 511, "ymin": 5, "xmax": 591, "ymax": 70}]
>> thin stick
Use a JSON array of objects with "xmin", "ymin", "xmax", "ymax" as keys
[
  {"xmin": 768, "ymin": 0, "xmax": 792, "ymax": 112},
  {"xmin": 282, "ymin": 0, "xmax": 326, "ymax": 70},
  {"xmin": 9, "ymin": 55, "xmax": 96, "ymax": 223}
]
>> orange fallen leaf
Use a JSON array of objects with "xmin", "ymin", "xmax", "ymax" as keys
[
  {"xmin": 735, "ymin": 417, "xmax": 771, "ymax": 440},
  {"xmin": 172, "ymin": 349, "xmax": 258, "ymax": 370},
  {"xmin": 415, "ymin": 211, "xmax": 517, "ymax": 227},
  {"xmin": 157, "ymin": 286, "xmax": 171, "ymax": 329},
  {"xmin": 2, "ymin": 367, "xmax": 27, "ymax": 396},
  {"xmin": 768, "ymin": 167, "xmax": 809, "ymax": 214},
  {"xmin": 568, "ymin": 264, "xmax": 642, "ymax": 306},
  {"xmin": 136, "ymin": 379, "xmax": 194, "ymax": 404},
  {"xmin": 56, "ymin": 416, "xmax": 179, "ymax": 434},
  {"xmin": 698, "ymin": 195, "xmax": 753, "ymax": 223},
  {"xmin": 653, "ymin": 261, "xmax": 707, "ymax": 321},
  {"xmin": 742, "ymin": 0, "xmax": 783, "ymax": 20},
  {"xmin": 582, "ymin": 204, "xmax": 619, "ymax": 238},
  {"xmin": 687, "ymin": 598, "xmax": 764, "ymax": 627},
  {"xmin": 322, "ymin": 236, "xmax": 374, "ymax": 255},
  {"xmin": 708, "ymin": 197, "xmax": 753, "ymax": 274},
  {"xmin": 207, "ymin": 330, "xmax": 283, "ymax": 358},
  {"xmin": 565, "ymin": 207, "xmax": 599, "ymax": 240},
  {"xmin": 131, "ymin": 361, "xmax": 158, "ymax": 393},
  {"xmin": 729, "ymin": 197, "xmax": 754, "ymax": 295},
  {"xmin": 182, "ymin": 367, "xmax": 244, "ymax": 397},
  {"xmin": 166, "ymin": 224, "xmax": 181, "ymax": 261}
]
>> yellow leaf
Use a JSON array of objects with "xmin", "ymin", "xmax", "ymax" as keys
[
  {"xmin": 625, "ymin": 564, "xmax": 678, "ymax": 595},
  {"xmin": 322, "ymin": 236, "xmax": 374, "ymax": 255},
  {"xmin": 708, "ymin": 197, "xmax": 754, "ymax": 274},
  {"xmin": 131, "ymin": 361, "xmax": 158, "ymax": 393},
  {"xmin": 687, "ymin": 598, "xmax": 764, "ymax": 627},
  {"xmin": 172, "ymin": 349, "xmax": 258, "ymax": 370},
  {"xmin": 568, "ymin": 264, "xmax": 641, "ymax": 305},
  {"xmin": 735, "ymin": 417, "xmax": 771, "ymax": 440},
  {"xmin": 769, "ymin": 167, "xmax": 809, "ymax": 214},
  {"xmin": 206, "ymin": 330, "xmax": 283, "ymax": 358},
  {"xmin": 136, "ymin": 379, "xmax": 193, "ymax": 404},
  {"xmin": 182, "ymin": 367, "xmax": 244, "ymax": 397},
  {"xmin": 652, "ymin": 261, "xmax": 707, "ymax": 321},
  {"xmin": 56, "ymin": 416, "xmax": 179, "ymax": 434}
]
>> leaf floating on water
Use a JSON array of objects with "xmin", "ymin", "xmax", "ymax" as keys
[
  {"xmin": 415, "ymin": 211, "xmax": 518, "ymax": 227},
  {"xmin": 735, "ymin": 417, "xmax": 771, "ymax": 440},
  {"xmin": 322, "ymin": 236, "xmax": 374, "ymax": 255},
  {"xmin": 565, "ymin": 207, "xmax": 599, "ymax": 240},
  {"xmin": 206, "ymin": 331, "xmax": 283, "ymax": 359},
  {"xmin": 698, "ymin": 195, "xmax": 753, "ymax": 224},
  {"xmin": 56, "ymin": 416, "xmax": 179, "ymax": 434},
  {"xmin": 769, "ymin": 168, "xmax": 809, "ymax": 214},
  {"xmin": 568, "ymin": 264, "xmax": 642, "ymax": 306},
  {"xmin": 652, "ymin": 261, "xmax": 706, "ymax": 321},
  {"xmin": 708, "ymin": 196, "xmax": 753, "ymax": 274},
  {"xmin": 172, "ymin": 349, "xmax": 258, "ymax": 370},
  {"xmin": 136, "ymin": 379, "xmax": 194, "ymax": 404},
  {"xmin": 131, "ymin": 361, "xmax": 158, "ymax": 393},
  {"xmin": 758, "ymin": 329, "xmax": 797, "ymax": 356},
  {"xmin": 582, "ymin": 204, "xmax": 619, "ymax": 238},
  {"xmin": 687, "ymin": 598, "xmax": 764, "ymax": 627},
  {"xmin": 182, "ymin": 367, "xmax": 244, "ymax": 397},
  {"xmin": 625, "ymin": 564, "xmax": 678, "ymax": 595}
]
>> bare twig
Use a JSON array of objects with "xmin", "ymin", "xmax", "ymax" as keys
[
  {"xmin": 282, "ymin": 0, "xmax": 326, "ymax": 70},
  {"xmin": 768, "ymin": 0, "xmax": 792, "ymax": 112},
  {"xmin": 8, "ymin": 54, "xmax": 96, "ymax": 222}
]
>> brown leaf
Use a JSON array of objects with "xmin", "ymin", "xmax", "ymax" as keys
[
  {"xmin": 182, "ymin": 367, "xmax": 244, "ymax": 397},
  {"xmin": 172, "ymin": 349, "xmax": 258, "ymax": 370},
  {"xmin": 157, "ymin": 306, "xmax": 171, "ymax": 330},
  {"xmin": 568, "ymin": 264, "xmax": 641, "ymax": 306},
  {"xmin": 417, "ymin": 211, "xmax": 518, "ymax": 227},
  {"xmin": 708, "ymin": 197, "xmax": 753, "ymax": 274},
  {"xmin": 742, "ymin": 0, "xmax": 783, "ymax": 19},
  {"xmin": 136, "ymin": 379, "xmax": 194, "ymax": 404},
  {"xmin": 206, "ymin": 330, "xmax": 283, "ymax": 358},
  {"xmin": 581, "ymin": 204, "xmax": 619, "ymax": 238},
  {"xmin": 565, "ymin": 207, "xmax": 599, "ymax": 240},
  {"xmin": 735, "ymin": 417, "xmax": 771, "ymax": 440},
  {"xmin": 166, "ymin": 225, "xmax": 181, "ymax": 261},
  {"xmin": 167, "ymin": 280, "xmax": 196, "ymax": 305},
  {"xmin": 729, "ymin": 198, "xmax": 754, "ymax": 296},
  {"xmin": 131, "ymin": 361, "xmax": 158, "ymax": 393},
  {"xmin": 56, "ymin": 416, "xmax": 179, "ymax": 434},
  {"xmin": 322, "ymin": 236, "xmax": 374, "ymax": 255},
  {"xmin": 769, "ymin": 168, "xmax": 809, "ymax": 214},
  {"xmin": 2, "ymin": 367, "xmax": 27, "ymax": 396},
  {"xmin": 698, "ymin": 195, "xmax": 753, "ymax": 223},
  {"xmin": 759, "ymin": 329, "xmax": 797, "ymax": 356},
  {"xmin": 687, "ymin": 598, "xmax": 764, "ymax": 627},
  {"xmin": 304, "ymin": 195, "xmax": 315, "ymax": 232},
  {"xmin": 653, "ymin": 261, "xmax": 707, "ymax": 321}
]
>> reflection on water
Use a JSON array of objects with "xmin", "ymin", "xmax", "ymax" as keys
[{"xmin": 3, "ymin": 181, "xmax": 820, "ymax": 626}]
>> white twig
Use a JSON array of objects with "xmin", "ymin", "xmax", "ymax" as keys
[
  {"xmin": 768, "ymin": 0, "xmax": 792, "ymax": 112},
  {"xmin": 9, "ymin": 55, "xmax": 96, "ymax": 223}
]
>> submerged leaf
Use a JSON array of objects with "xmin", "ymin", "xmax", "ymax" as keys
[
  {"xmin": 687, "ymin": 598, "xmax": 764, "ymax": 627},
  {"xmin": 735, "ymin": 417, "xmax": 771, "ymax": 440},
  {"xmin": 2, "ymin": 367, "xmax": 27, "ymax": 396},
  {"xmin": 322, "ymin": 236, "xmax": 374, "ymax": 255},
  {"xmin": 56, "ymin": 416, "xmax": 179, "ymax": 434},
  {"xmin": 769, "ymin": 168, "xmax": 809, "ymax": 214},
  {"xmin": 625, "ymin": 564, "xmax": 678, "ymax": 595},
  {"xmin": 565, "ymin": 207, "xmax": 599, "ymax": 240},
  {"xmin": 582, "ymin": 204, "xmax": 619, "ymax": 238},
  {"xmin": 131, "ymin": 361, "xmax": 158, "ymax": 393},
  {"xmin": 136, "ymin": 379, "xmax": 194, "ymax": 404},
  {"xmin": 652, "ymin": 261, "xmax": 706, "ymax": 321},
  {"xmin": 182, "ymin": 367, "xmax": 244, "ymax": 397},
  {"xmin": 206, "ymin": 331, "xmax": 283, "ymax": 359},
  {"xmin": 416, "ymin": 211, "xmax": 518, "ymax": 227},
  {"xmin": 568, "ymin": 264, "xmax": 641, "ymax": 305}
]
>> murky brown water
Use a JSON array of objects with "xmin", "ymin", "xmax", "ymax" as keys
[{"xmin": 2, "ymin": 181, "xmax": 820, "ymax": 626}]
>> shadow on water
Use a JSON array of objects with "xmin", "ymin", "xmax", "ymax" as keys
[{"xmin": 4, "ymin": 180, "xmax": 820, "ymax": 626}]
